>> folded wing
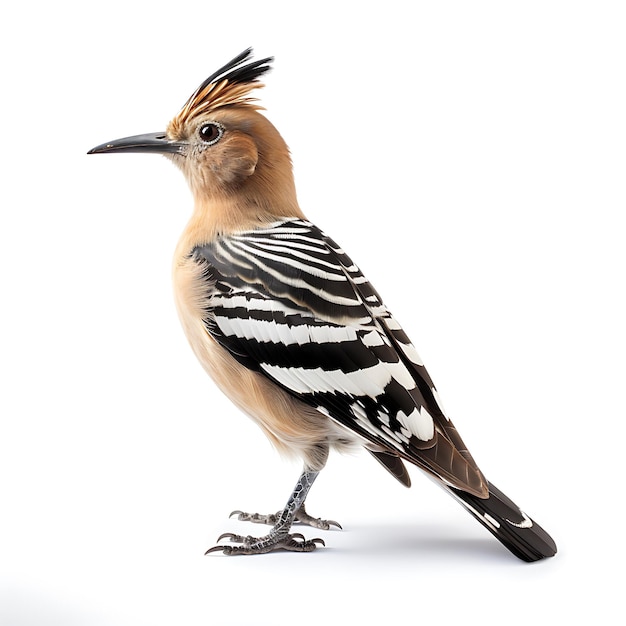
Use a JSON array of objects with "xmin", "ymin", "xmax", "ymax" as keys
[{"xmin": 192, "ymin": 219, "xmax": 487, "ymax": 497}]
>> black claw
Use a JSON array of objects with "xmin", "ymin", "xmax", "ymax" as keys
[
  {"xmin": 217, "ymin": 532, "xmax": 240, "ymax": 543},
  {"xmin": 313, "ymin": 537, "xmax": 326, "ymax": 547},
  {"xmin": 291, "ymin": 532, "xmax": 305, "ymax": 541},
  {"xmin": 328, "ymin": 520, "xmax": 343, "ymax": 530},
  {"xmin": 205, "ymin": 545, "xmax": 227, "ymax": 555},
  {"xmin": 229, "ymin": 510, "xmax": 243, "ymax": 519}
]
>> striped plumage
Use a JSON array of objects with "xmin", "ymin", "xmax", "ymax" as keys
[
  {"xmin": 191, "ymin": 219, "xmax": 487, "ymax": 497},
  {"xmin": 88, "ymin": 49, "xmax": 557, "ymax": 561}
]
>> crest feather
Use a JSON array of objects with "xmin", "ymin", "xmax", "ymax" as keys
[{"xmin": 170, "ymin": 48, "xmax": 273, "ymax": 134}]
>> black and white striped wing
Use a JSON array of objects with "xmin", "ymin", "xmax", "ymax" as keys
[{"xmin": 192, "ymin": 220, "xmax": 485, "ymax": 496}]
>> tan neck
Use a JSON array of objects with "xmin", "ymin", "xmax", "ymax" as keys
[{"xmin": 175, "ymin": 186, "xmax": 306, "ymax": 258}]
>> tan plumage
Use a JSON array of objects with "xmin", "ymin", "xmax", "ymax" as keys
[
  {"xmin": 169, "ymin": 84, "xmax": 342, "ymax": 472},
  {"xmin": 170, "ymin": 78, "xmax": 264, "ymax": 134},
  {"xmin": 173, "ymin": 251, "xmax": 352, "ymax": 472},
  {"xmin": 88, "ymin": 49, "xmax": 557, "ymax": 560}
]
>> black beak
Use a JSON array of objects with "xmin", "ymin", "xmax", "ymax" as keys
[{"xmin": 87, "ymin": 132, "xmax": 185, "ymax": 155}]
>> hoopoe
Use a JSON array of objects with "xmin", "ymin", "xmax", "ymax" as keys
[{"xmin": 88, "ymin": 49, "xmax": 556, "ymax": 560}]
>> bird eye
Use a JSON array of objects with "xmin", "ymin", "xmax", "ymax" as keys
[{"xmin": 198, "ymin": 123, "xmax": 224, "ymax": 145}]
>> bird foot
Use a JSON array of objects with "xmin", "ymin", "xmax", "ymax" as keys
[
  {"xmin": 208, "ymin": 471, "xmax": 334, "ymax": 555},
  {"xmin": 294, "ymin": 506, "xmax": 342, "ymax": 530},
  {"xmin": 230, "ymin": 504, "xmax": 341, "ymax": 530},
  {"xmin": 205, "ymin": 532, "xmax": 325, "ymax": 555}
]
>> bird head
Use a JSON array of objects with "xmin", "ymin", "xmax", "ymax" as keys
[{"xmin": 88, "ymin": 49, "xmax": 301, "ymax": 222}]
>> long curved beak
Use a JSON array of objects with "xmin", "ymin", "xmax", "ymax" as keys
[{"xmin": 87, "ymin": 132, "xmax": 185, "ymax": 155}]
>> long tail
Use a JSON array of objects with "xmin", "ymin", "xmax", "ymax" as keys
[{"xmin": 446, "ymin": 481, "xmax": 557, "ymax": 562}]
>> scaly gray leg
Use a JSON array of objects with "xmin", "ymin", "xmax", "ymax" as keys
[{"xmin": 206, "ymin": 470, "xmax": 330, "ymax": 555}]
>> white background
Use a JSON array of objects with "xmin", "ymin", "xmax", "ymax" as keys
[{"xmin": 1, "ymin": 1, "xmax": 624, "ymax": 624}]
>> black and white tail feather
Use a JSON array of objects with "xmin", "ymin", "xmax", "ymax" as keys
[
  {"xmin": 192, "ymin": 218, "xmax": 556, "ymax": 561},
  {"xmin": 447, "ymin": 482, "xmax": 556, "ymax": 562}
]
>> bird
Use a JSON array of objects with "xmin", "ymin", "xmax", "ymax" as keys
[{"xmin": 88, "ymin": 48, "xmax": 557, "ymax": 561}]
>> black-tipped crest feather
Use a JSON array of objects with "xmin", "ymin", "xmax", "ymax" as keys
[
  {"xmin": 190, "ymin": 48, "xmax": 273, "ymax": 101},
  {"xmin": 169, "ymin": 49, "xmax": 274, "ymax": 133}
]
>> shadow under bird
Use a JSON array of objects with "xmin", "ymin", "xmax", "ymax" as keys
[{"xmin": 88, "ymin": 49, "xmax": 557, "ymax": 561}]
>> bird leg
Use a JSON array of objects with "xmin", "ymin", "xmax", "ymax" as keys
[{"xmin": 206, "ymin": 469, "xmax": 334, "ymax": 555}]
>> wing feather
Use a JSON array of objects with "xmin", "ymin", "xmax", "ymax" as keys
[{"xmin": 192, "ymin": 219, "xmax": 487, "ymax": 496}]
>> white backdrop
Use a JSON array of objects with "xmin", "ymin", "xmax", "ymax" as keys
[{"xmin": 1, "ymin": 2, "xmax": 624, "ymax": 624}]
